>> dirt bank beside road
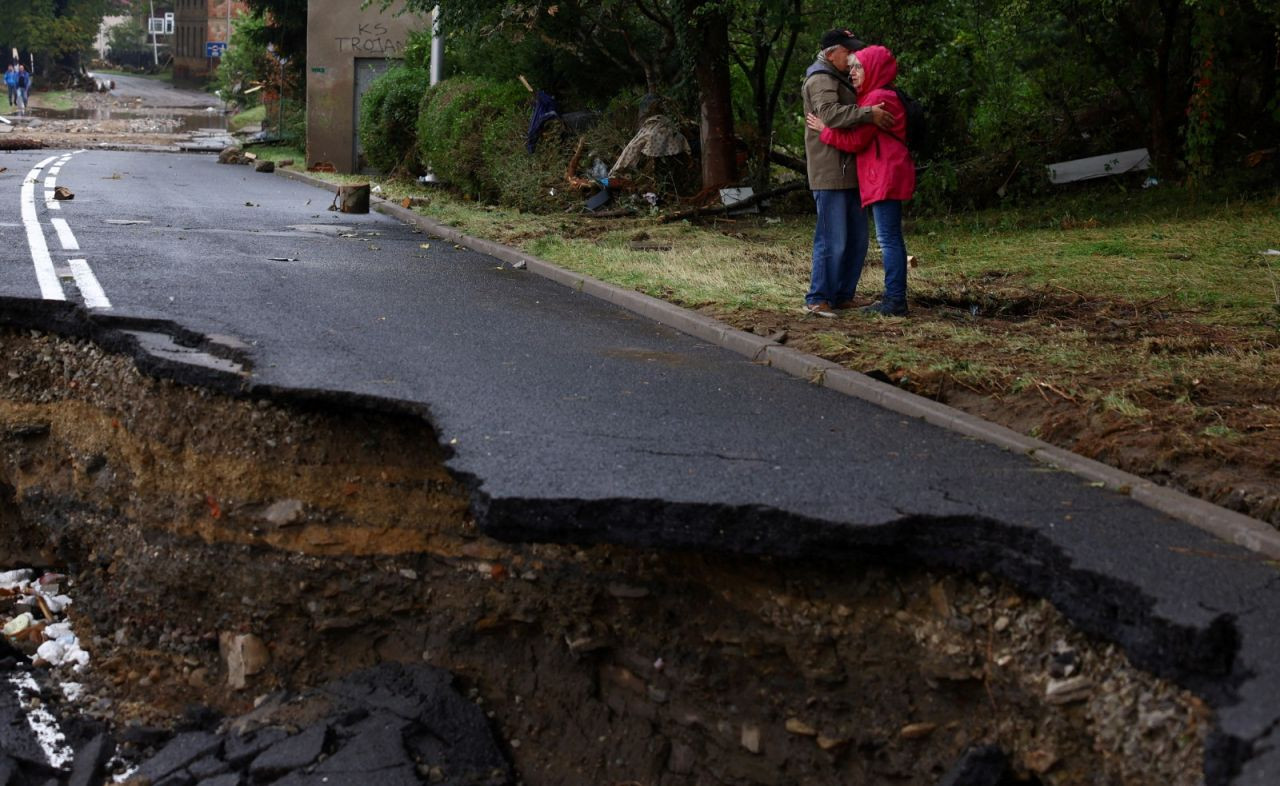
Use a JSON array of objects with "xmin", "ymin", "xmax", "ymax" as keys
[{"xmin": 0, "ymin": 327, "xmax": 1217, "ymax": 784}]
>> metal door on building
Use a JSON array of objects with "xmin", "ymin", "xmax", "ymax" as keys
[{"xmin": 354, "ymin": 58, "xmax": 393, "ymax": 172}]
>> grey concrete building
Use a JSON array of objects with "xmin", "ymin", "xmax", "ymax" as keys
[{"xmin": 306, "ymin": 0, "xmax": 425, "ymax": 173}]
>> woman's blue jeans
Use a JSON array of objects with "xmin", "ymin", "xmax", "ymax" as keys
[{"xmin": 871, "ymin": 200, "xmax": 907, "ymax": 304}]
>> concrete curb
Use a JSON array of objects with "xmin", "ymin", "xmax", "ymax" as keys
[{"xmin": 274, "ymin": 168, "xmax": 1280, "ymax": 560}]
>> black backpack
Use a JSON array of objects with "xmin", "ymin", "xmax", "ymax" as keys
[{"xmin": 889, "ymin": 87, "xmax": 928, "ymax": 155}]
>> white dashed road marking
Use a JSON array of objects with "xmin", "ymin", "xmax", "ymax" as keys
[
  {"xmin": 20, "ymin": 155, "xmax": 64, "ymax": 300},
  {"xmin": 21, "ymin": 151, "xmax": 109, "ymax": 309},
  {"xmin": 50, "ymin": 218, "xmax": 79, "ymax": 251},
  {"xmin": 68, "ymin": 259, "xmax": 110, "ymax": 309}
]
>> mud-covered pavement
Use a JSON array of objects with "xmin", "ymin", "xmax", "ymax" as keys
[
  {"xmin": 0, "ymin": 329, "xmax": 1218, "ymax": 784},
  {"xmin": 1, "ymin": 72, "xmax": 231, "ymax": 150}
]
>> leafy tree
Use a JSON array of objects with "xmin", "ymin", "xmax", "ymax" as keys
[
  {"xmin": 405, "ymin": 0, "xmax": 740, "ymax": 189},
  {"xmin": 241, "ymin": 0, "xmax": 306, "ymax": 66},
  {"xmin": 210, "ymin": 12, "xmax": 273, "ymax": 106},
  {"xmin": 106, "ymin": 16, "xmax": 147, "ymax": 57},
  {"xmin": 2, "ymin": 0, "xmax": 131, "ymax": 75}
]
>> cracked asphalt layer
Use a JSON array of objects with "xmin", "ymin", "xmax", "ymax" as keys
[{"xmin": 1, "ymin": 149, "xmax": 1279, "ymax": 783}]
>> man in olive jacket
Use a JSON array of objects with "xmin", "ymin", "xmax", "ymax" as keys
[{"xmin": 801, "ymin": 29, "xmax": 893, "ymax": 317}]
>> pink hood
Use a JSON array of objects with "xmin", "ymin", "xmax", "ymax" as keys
[{"xmin": 854, "ymin": 45, "xmax": 898, "ymax": 98}]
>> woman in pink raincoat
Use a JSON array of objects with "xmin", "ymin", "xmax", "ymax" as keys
[{"xmin": 806, "ymin": 44, "xmax": 915, "ymax": 316}]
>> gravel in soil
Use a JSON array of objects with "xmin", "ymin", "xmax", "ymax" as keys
[{"xmin": 0, "ymin": 328, "xmax": 1213, "ymax": 784}]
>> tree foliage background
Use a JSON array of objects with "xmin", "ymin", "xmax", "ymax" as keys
[
  {"xmin": 384, "ymin": 0, "xmax": 1278, "ymax": 203},
  {"xmin": 1, "ymin": 0, "xmax": 132, "ymax": 75}
]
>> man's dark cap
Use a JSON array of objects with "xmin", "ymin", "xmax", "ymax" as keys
[{"xmin": 819, "ymin": 29, "xmax": 865, "ymax": 51}]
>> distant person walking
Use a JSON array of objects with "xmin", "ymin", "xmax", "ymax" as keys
[
  {"xmin": 800, "ymin": 29, "xmax": 894, "ymax": 318},
  {"xmin": 15, "ymin": 65, "xmax": 31, "ymax": 109},
  {"xmin": 807, "ymin": 45, "xmax": 916, "ymax": 316},
  {"xmin": 4, "ymin": 65, "xmax": 17, "ymax": 108}
]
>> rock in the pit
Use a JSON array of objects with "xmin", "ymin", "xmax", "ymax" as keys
[
  {"xmin": 937, "ymin": 745, "xmax": 1015, "ymax": 786},
  {"xmin": 899, "ymin": 722, "xmax": 937, "ymax": 740},
  {"xmin": 1045, "ymin": 676, "xmax": 1092, "ymax": 705},
  {"xmin": 68, "ymin": 732, "xmax": 113, "ymax": 786},
  {"xmin": 135, "ymin": 731, "xmax": 222, "ymax": 783},
  {"xmin": 219, "ymin": 632, "xmax": 269, "ymax": 690},
  {"xmin": 261, "ymin": 499, "xmax": 304, "ymax": 527},
  {"xmin": 249, "ymin": 723, "xmax": 328, "ymax": 779}
]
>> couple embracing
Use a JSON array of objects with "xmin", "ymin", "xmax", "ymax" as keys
[{"xmin": 801, "ymin": 29, "xmax": 915, "ymax": 318}]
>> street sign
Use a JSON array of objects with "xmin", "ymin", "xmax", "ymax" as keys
[{"xmin": 206, "ymin": 42, "xmax": 228, "ymax": 58}]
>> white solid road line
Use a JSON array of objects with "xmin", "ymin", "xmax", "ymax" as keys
[
  {"xmin": 68, "ymin": 260, "xmax": 111, "ymax": 310},
  {"xmin": 21, "ymin": 156, "xmax": 64, "ymax": 300},
  {"xmin": 50, "ymin": 218, "xmax": 79, "ymax": 251}
]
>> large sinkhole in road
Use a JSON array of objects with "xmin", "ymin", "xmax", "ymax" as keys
[{"xmin": 0, "ymin": 328, "xmax": 1211, "ymax": 785}]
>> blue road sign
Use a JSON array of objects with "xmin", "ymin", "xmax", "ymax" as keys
[{"xmin": 206, "ymin": 42, "xmax": 227, "ymax": 58}]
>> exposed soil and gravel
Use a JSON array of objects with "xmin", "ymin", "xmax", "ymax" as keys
[{"xmin": 0, "ymin": 328, "xmax": 1216, "ymax": 784}]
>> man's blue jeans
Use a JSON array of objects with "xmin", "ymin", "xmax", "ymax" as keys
[
  {"xmin": 809, "ymin": 189, "xmax": 868, "ymax": 306},
  {"xmin": 870, "ymin": 200, "xmax": 907, "ymax": 304}
]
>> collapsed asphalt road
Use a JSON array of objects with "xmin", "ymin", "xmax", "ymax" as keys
[{"xmin": 1, "ymin": 147, "xmax": 1279, "ymax": 783}]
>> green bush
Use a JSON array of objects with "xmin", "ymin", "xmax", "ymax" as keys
[
  {"xmin": 359, "ymin": 65, "xmax": 432, "ymax": 175},
  {"xmin": 417, "ymin": 77, "xmax": 522, "ymax": 200},
  {"xmin": 417, "ymin": 78, "xmax": 704, "ymax": 211}
]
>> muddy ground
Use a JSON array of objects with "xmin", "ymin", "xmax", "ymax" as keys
[
  {"xmin": 703, "ymin": 285, "xmax": 1280, "ymax": 529},
  {"xmin": 0, "ymin": 328, "xmax": 1220, "ymax": 784},
  {"xmin": 1, "ymin": 84, "xmax": 230, "ymax": 149}
]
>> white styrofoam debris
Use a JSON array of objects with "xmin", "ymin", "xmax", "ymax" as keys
[{"xmin": 0, "ymin": 569, "xmax": 33, "ymax": 589}]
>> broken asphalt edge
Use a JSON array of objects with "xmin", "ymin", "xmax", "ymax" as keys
[
  {"xmin": 271, "ymin": 167, "xmax": 1280, "ymax": 563},
  {"xmin": 1, "ymin": 290, "xmax": 1275, "ymax": 782}
]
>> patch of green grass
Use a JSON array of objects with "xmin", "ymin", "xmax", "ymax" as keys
[
  {"xmin": 230, "ymin": 104, "xmax": 265, "ymax": 133},
  {"xmin": 92, "ymin": 67, "xmax": 173, "ymax": 81},
  {"xmin": 1201, "ymin": 424, "xmax": 1241, "ymax": 439},
  {"xmin": 1101, "ymin": 391, "xmax": 1149, "ymax": 418},
  {"xmin": 25, "ymin": 90, "xmax": 76, "ymax": 112}
]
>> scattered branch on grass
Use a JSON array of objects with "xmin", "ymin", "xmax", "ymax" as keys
[
  {"xmin": 1050, "ymin": 284, "xmax": 1089, "ymax": 304},
  {"xmin": 768, "ymin": 150, "xmax": 807, "ymax": 175},
  {"xmin": 1036, "ymin": 380, "xmax": 1077, "ymax": 402},
  {"xmin": 1133, "ymin": 288, "xmax": 1181, "ymax": 315},
  {"xmin": 658, "ymin": 181, "xmax": 806, "ymax": 224},
  {"xmin": 566, "ymin": 138, "xmax": 594, "ymax": 192}
]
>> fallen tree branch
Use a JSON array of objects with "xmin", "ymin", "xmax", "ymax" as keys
[
  {"xmin": 658, "ymin": 181, "xmax": 806, "ymax": 224},
  {"xmin": 769, "ymin": 150, "xmax": 807, "ymax": 175}
]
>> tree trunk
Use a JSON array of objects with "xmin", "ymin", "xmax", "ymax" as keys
[{"xmin": 692, "ymin": 7, "xmax": 738, "ymax": 190}]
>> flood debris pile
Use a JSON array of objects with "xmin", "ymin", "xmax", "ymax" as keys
[
  {"xmin": 0, "ymin": 327, "xmax": 1217, "ymax": 784},
  {"xmin": 1, "ymin": 568, "xmax": 88, "ymax": 671}
]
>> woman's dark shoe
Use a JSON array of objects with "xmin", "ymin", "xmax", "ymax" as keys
[{"xmin": 860, "ymin": 300, "xmax": 909, "ymax": 317}]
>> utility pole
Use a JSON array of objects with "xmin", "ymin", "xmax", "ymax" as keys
[
  {"xmin": 149, "ymin": 0, "xmax": 159, "ymax": 65},
  {"xmin": 430, "ymin": 5, "xmax": 442, "ymax": 86}
]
